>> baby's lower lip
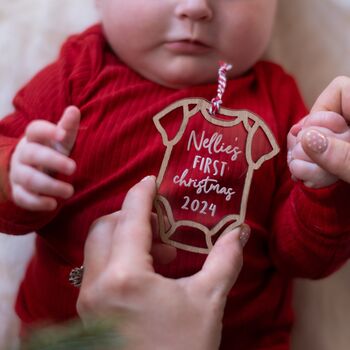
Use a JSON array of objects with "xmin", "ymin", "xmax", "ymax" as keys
[{"xmin": 165, "ymin": 40, "xmax": 211, "ymax": 54}]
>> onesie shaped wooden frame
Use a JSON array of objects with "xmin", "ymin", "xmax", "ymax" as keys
[{"xmin": 153, "ymin": 98, "xmax": 279, "ymax": 254}]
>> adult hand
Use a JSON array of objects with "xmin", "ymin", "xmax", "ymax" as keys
[
  {"xmin": 301, "ymin": 76, "xmax": 350, "ymax": 183},
  {"xmin": 77, "ymin": 176, "xmax": 249, "ymax": 350}
]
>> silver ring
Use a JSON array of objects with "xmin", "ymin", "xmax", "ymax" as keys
[{"xmin": 69, "ymin": 266, "xmax": 84, "ymax": 288}]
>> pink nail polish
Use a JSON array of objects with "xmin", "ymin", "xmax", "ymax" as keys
[
  {"xmin": 304, "ymin": 130, "xmax": 328, "ymax": 153},
  {"xmin": 239, "ymin": 224, "xmax": 251, "ymax": 248}
]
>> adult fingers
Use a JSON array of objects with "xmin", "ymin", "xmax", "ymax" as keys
[
  {"xmin": 110, "ymin": 176, "xmax": 157, "ymax": 269},
  {"xmin": 302, "ymin": 129, "xmax": 350, "ymax": 183},
  {"xmin": 191, "ymin": 225, "xmax": 249, "ymax": 299},
  {"xmin": 299, "ymin": 111, "xmax": 348, "ymax": 134},
  {"xmin": 290, "ymin": 125, "xmax": 342, "ymax": 163},
  {"xmin": 311, "ymin": 76, "xmax": 350, "ymax": 122},
  {"xmin": 82, "ymin": 213, "xmax": 119, "ymax": 285},
  {"xmin": 77, "ymin": 214, "xmax": 120, "ymax": 319},
  {"xmin": 288, "ymin": 112, "xmax": 347, "ymax": 161},
  {"xmin": 288, "ymin": 111, "xmax": 347, "ymax": 152}
]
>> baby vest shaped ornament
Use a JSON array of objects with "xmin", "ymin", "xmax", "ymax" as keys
[{"xmin": 153, "ymin": 98, "xmax": 279, "ymax": 254}]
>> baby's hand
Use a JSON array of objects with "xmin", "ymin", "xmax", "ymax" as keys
[
  {"xmin": 9, "ymin": 106, "xmax": 80, "ymax": 211},
  {"xmin": 288, "ymin": 76, "xmax": 350, "ymax": 188}
]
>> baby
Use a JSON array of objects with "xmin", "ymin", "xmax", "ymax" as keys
[{"xmin": 1, "ymin": 0, "xmax": 350, "ymax": 349}]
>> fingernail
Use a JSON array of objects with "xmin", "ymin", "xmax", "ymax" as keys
[
  {"xmin": 304, "ymin": 181, "xmax": 316, "ymax": 188},
  {"xmin": 239, "ymin": 224, "xmax": 250, "ymax": 248},
  {"xmin": 291, "ymin": 175, "xmax": 298, "ymax": 182},
  {"xmin": 141, "ymin": 175, "xmax": 156, "ymax": 182},
  {"xmin": 304, "ymin": 130, "xmax": 328, "ymax": 153},
  {"xmin": 67, "ymin": 160, "xmax": 76, "ymax": 175},
  {"xmin": 56, "ymin": 128, "xmax": 66, "ymax": 141},
  {"xmin": 63, "ymin": 185, "xmax": 75, "ymax": 199},
  {"xmin": 53, "ymin": 141, "xmax": 67, "ymax": 154},
  {"xmin": 290, "ymin": 124, "xmax": 302, "ymax": 136}
]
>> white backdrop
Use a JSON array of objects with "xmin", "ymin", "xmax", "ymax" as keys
[
  {"xmin": 268, "ymin": 2, "xmax": 350, "ymax": 349},
  {"xmin": 0, "ymin": 1, "xmax": 98, "ymax": 349},
  {"xmin": 0, "ymin": 0, "xmax": 349, "ymax": 349}
]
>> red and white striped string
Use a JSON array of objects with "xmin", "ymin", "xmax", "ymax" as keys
[{"xmin": 209, "ymin": 62, "xmax": 232, "ymax": 115}]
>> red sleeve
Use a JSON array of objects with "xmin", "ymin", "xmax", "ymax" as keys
[
  {"xmin": 0, "ymin": 136, "xmax": 18, "ymax": 202},
  {"xmin": 0, "ymin": 25, "xmax": 103, "ymax": 234},
  {"xmin": 267, "ymin": 65, "xmax": 350, "ymax": 278}
]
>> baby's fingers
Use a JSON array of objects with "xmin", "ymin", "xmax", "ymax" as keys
[
  {"xmin": 19, "ymin": 143, "xmax": 76, "ymax": 176},
  {"xmin": 26, "ymin": 120, "xmax": 65, "ymax": 145},
  {"xmin": 11, "ymin": 165, "xmax": 74, "ymax": 200},
  {"xmin": 11, "ymin": 184, "xmax": 58, "ymax": 211},
  {"xmin": 57, "ymin": 106, "xmax": 81, "ymax": 154},
  {"xmin": 289, "ymin": 142, "xmax": 312, "ymax": 164},
  {"xmin": 288, "ymin": 159, "xmax": 337, "ymax": 188}
]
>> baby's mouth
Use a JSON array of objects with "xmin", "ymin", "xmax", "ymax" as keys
[{"xmin": 165, "ymin": 39, "xmax": 211, "ymax": 54}]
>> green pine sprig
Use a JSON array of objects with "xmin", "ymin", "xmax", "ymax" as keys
[{"xmin": 20, "ymin": 318, "xmax": 123, "ymax": 350}]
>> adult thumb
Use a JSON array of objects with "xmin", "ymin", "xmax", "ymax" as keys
[
  {"xmin": 302, "ymin": 129, "xmax": 350, "ymax": 183},
  {"xmin": 194, "ymin": 225, "xmax": 250, "ymax": 298}
]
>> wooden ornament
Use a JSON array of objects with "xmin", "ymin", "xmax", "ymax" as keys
[{"xmin": 153, "ymin": 98, "xmax": 279, "ymax": 254}]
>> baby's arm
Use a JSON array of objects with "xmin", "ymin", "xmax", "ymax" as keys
[
  {"xmin": 9, "ymin": 106, "xmax": 80, "ymax": 211},
  {"xmin": 287, "ymin": 76, "xmax": 350, "ymax": 188}
]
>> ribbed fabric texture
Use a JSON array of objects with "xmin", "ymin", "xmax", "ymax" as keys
[{"xmin": 0, "ymin": 25, "xmax": 350, "ymax": 350}]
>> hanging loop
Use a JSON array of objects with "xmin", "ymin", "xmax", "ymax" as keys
[{"xmin": 209, "ymin": 62, "xmax": 233, "ymax": 115}]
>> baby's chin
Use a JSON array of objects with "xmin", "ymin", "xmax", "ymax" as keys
[
  {"xmin": 137, "ymin": 63, "xmax": 247, "ymax": 89},
  {"xmin": 132, "ymin": 61, "xmax": 219, "ymax": 89},
  {"xmin": 154, "ymin": 77, "xmax": 215, "ymax": 89},
  {"xmin": 142, "ymin": 70, "xmax": 218, "ymax": 89}
]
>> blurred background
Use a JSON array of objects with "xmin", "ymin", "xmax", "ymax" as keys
[{"xmin": 0, "ymin": 0, "xmax": 349, "ymax": 349}]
